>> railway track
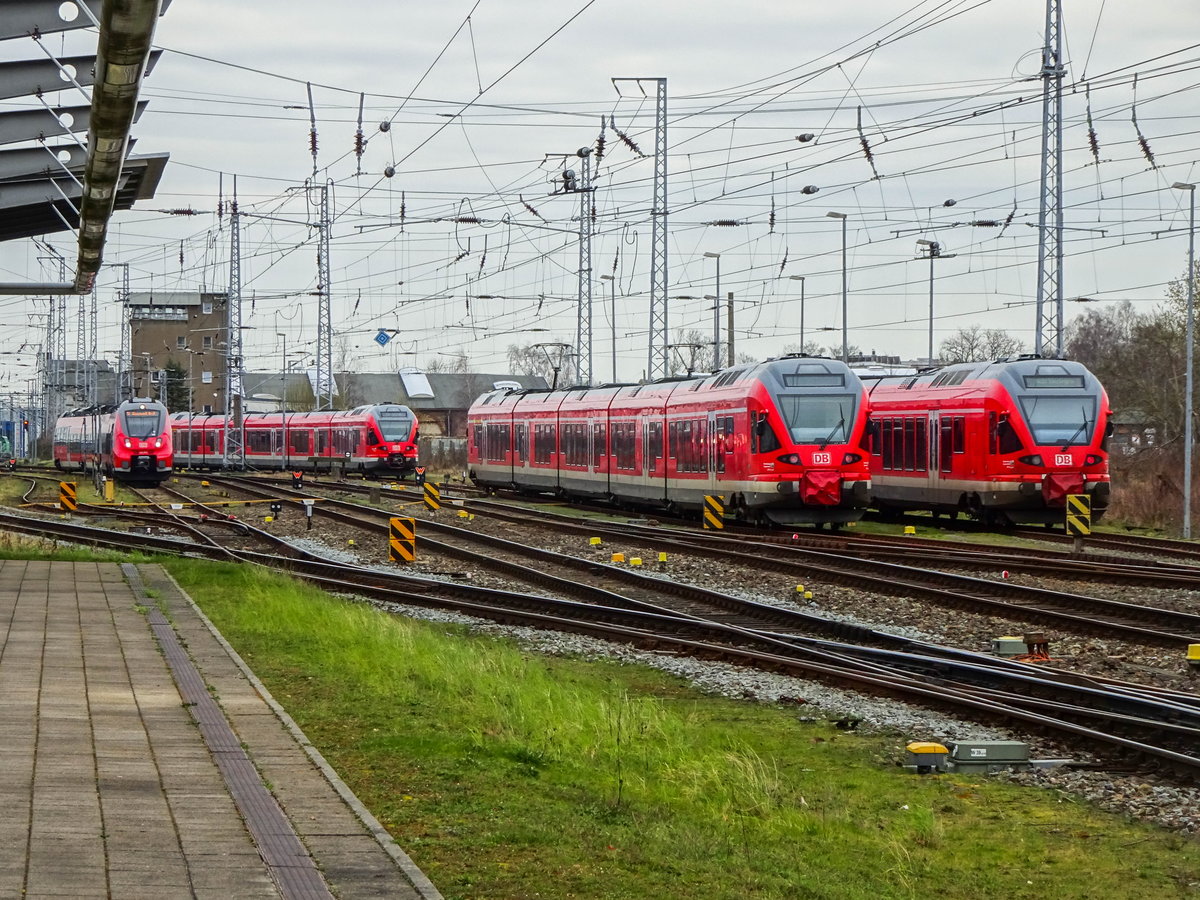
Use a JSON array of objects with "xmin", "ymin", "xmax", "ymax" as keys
[
  {"xmin": 192, "ymin": 473, "xmax": 1200, "ymax": 649},
  {"xmin": 3, "ymin": 499, "xmax": 1200, "ymax": 782}
]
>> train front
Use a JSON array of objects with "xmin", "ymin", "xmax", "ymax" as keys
[
  {"xmin": 748, "ymin": 357, "xmax": 871, "ymax": 525},
  {"xmin": 113, "ymin": 400, "xmax": 172, "ymax": 482},
  {"xmin": 998, "ymin": 359, "xmax": 1111, "ymax": 521},
  {"xmin": 365, "ymin": 404, "xmax": 420, "ymax": 474}
]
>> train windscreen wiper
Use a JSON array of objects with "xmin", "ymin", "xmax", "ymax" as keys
[
  {"xmin": 819, "ymin": 417, "xmax": 846, "ymax": 450},
  {"xmin": 1060, "ymin": 408, "xmax": 1090, "ymax": 451}
]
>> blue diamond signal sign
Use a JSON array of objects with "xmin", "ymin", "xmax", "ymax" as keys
[{"xmin": 374, "ymin": 330, "xmax": 391, "ymax": 347}]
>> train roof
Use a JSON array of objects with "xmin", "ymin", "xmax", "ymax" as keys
[
  {"xmin": 862, "ymin": 355, "xmax": 1105, "ymax": 398},
  {"xmin": 470, "ymin": 355, "xmax": 864, "ymax": 411}
]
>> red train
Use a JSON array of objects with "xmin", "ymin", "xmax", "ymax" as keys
[
  {"xmin": 862, "ymin": 356, "xmax": 1111, "ymax": 525},
  {"xmin": 170, "ymin": 404, "xmax": 420, "ymax": 475},
  {"xmin": 53, "ymin": 398, "xmax": 174, "ymax": 484},
  {"xmin": 468, "ymin": 356, "xmax": 872, "ymax": 526}
]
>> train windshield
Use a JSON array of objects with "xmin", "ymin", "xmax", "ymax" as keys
[
  {"xmin": 121, "ymin": 409, "xmax": 164, "ymax": 438},
  {"xmin": 776, "ymin": 394, "xmax": 856, "ymax": 444},
  {"xmin": 1019, "ymin": 395, "xmax": 1096, "ymax": 446},
  {"xmin": 375, "ymin": 411, "xmax": 414, "ymax": 441}
]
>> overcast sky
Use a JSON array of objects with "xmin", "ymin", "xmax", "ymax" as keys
[{"xmin": 2, "ymin": 0, "xmax": 1199, "ymax": 391}]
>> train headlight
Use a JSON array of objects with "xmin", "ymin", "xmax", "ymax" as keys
[
  {"xmin": 842, "ymin": 452, "xmax": 863, "ymax": 465},
  {"xmin": 1017, "ymin": 454, "xmax": 1043, "ymax": 466},
  {"xmin": 154, "ymin": 438, "xmax": 162, "ymax": 448},
  {"xmin": 777, "ymin": 453, "xmax": 802, "ymax": 465},
  {"xmin": 124, "ymin": 438, "xmax": 132, "ymax": 449}
]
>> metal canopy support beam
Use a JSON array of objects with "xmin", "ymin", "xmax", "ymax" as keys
[
  {"xmin": 74, "ymin": 0, "xmax": 165, "ymax": 294},
  {"xmin": 1034, "ymin": 0, "xmax": 1065, "ymax": 358},
  {"xmin": 0, "ymin": 143, "xmax": 93, "ymax": 179},
  {"xmin": 0, "ymin": 0, "xmax": 104, "ymax": 40},
  {"xmin": 0, "ymin": 55, "xmax": 101, "ymax": 100}
]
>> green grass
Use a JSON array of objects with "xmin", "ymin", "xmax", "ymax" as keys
[{"xmin": 163, "ymin": 559, "xmax": 1199, "ymax": 900}]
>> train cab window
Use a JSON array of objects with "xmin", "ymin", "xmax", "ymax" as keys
[
  {"xmin": 994, "ymin": 415, "xmax": 1023, "ymax": 454},
  {"xmin": 366, "ymin": 428, "xmax": 381, "ymax": 446},
  {"xmin": 750, "ymin": 413, "xmax": 781, "ymax": 454}
]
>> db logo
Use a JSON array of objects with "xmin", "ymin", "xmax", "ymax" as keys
[
  {"xmin": 1054, "ymin": 453, "xmax": 1072, "ymax": 466},
  {"xmin": 811, "ymin": 452, "xmax": 832, "ymax": 465}
]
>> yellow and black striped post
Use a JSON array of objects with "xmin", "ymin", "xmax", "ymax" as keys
[
  {"xmin": 423, "ymin": 481, "xmax": 441, "ymax": 512},
  {"xmin": 1065, "ymin": 493, "xmax": 1091, "ymax": 536},
  {"xmin": 703, "ymin": 494, "xmax": 725, "ymax": 530},
  {"xmin": 59, "ymin": 481, "xmax": 77, "ymax": 512},
  {"xmin": 389, "ymin": 516, "xmax": 416, "ymax": 563}
]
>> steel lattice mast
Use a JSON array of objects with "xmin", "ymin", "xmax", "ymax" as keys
[
  {"xmin": 315, "ymin": 181, "xmax": 334, "ymax": 410},
  {"xmin": 1034, "ymin": 0, "xmax": 1066, "ymax": 358},
  {"xmin": 576, "ymin": 147, "xmax": 593, "ymax": 386},
  {"xmin": 649, "ymin": 78, "xmax": 668, "ymax": 378},
  {"xmin": 224, "ymin": 186, "xmax": 244, "ymax": 467},
  {"xmin": 116, "ymin": 263, "xmax": 130, "ymax": 402}
]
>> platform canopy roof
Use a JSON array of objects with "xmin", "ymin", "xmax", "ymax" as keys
[{"xmin": 0, "ymin": 0, "xmax": 171, "ymax": 294}]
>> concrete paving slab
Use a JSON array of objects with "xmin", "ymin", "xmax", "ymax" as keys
[{"xmin": 0, "ymin": 559, "xmax": 442, "ymax": 899}]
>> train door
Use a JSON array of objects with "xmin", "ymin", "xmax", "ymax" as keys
[
  {"xmin": 927, "ymin": 411, "xmax": 943, "ymax": 496},
  {"xmin": 706, "ymin": 412, "xmax": 719, "ymax": 496}
]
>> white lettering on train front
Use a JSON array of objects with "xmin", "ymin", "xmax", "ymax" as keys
[
  {"xmin": 811, "ymin": 452, "xmax": 832, "ymax": 465},
  {"xmin": 1054, "ymin": 453, "xmax": 1072, "ymax": 466}
]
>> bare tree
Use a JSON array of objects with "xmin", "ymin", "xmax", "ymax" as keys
[
  {"xmin": 425, "ymin": 353, "xmax": 470, "ymax": 374},
  {"xmin": 939, "ymin": 325, "xmax": 1023, "ymax": 363}
]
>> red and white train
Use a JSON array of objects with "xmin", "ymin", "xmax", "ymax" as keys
[
  {"xmin": 468, "ymin": 356, "xmax": 872, "ymax": 526},
  {"xmin": 53, "ymin": 398, "xmax": 174, "ymax": 484},
  {"xmin": 170, "ymin": 404, "xmax": 420, "ymax": 475},
  {"xmin": 862, "ymin": 356, "xmax": 1111, "ymax": 524}
]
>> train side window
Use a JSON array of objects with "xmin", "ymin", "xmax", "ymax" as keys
[
  {"xmin": 939, "ymin": 420, "xmax": 953, "ymax": 472},
  {"xmin": 915, "ymin": 419, "xmax": 927, "ymax": 472},
  {"xmin": 902, "ymin": 418, "xmax": 915, "ymax": 471},
  {"xmin": 952, "ymin": 416, "xmax": 966, "ymax": 454},
  {"xmin": 291, "ymin": 430, "xmax": 310, "ymax": 455},
  {"xmin": 592, "ymin": 423, "xmax": 604, "ymax": 468},
  {"xmin": 880, "ymin": 419, "xmax": 893, "ymax": 469},
  {"xmin": 668, "ymin": 421, "xmax": 678, "ymax": 465},
  {"xmin": 366, "ymin": 428, "xmax": 381, "ymax": 446},
  {"xmin": 473, "ymin": 425, "xmax": 484, "ymax": 458},
  {"xmin": 695, "ymin": 419, "xmax": 707, "ymax": 474},
  {"xmin": 891, "ymin": 418, "xmax": 904, "ymax": 471}
]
